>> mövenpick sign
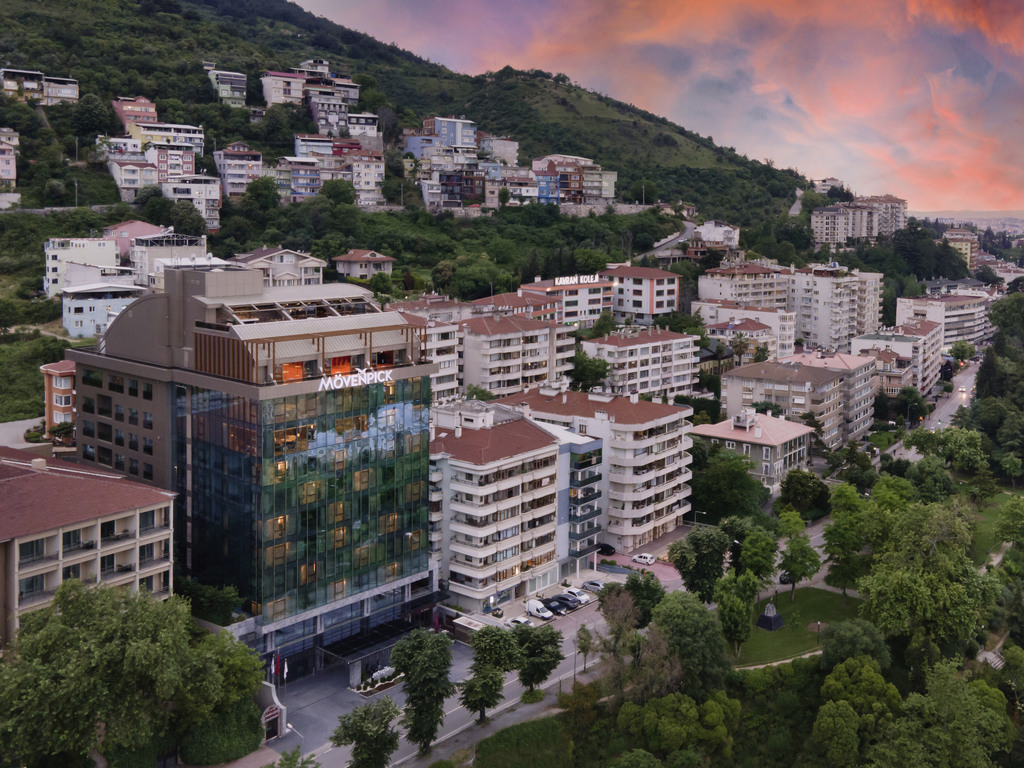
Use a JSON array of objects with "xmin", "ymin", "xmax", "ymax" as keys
[{"xmin": 319, "ymin": 368, "xmax": 394, "ymax": 390}]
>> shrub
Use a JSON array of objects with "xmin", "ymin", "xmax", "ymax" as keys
[{"xmin": 178, "ymin": 698, "xmax": 263, "ymax": 765}]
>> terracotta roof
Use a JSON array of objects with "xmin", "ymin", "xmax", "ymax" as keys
[
  {"xmin": 692, "ymin": 413, "xmax": 814, "ymax": 446},
  {"xmin": 781, "ymin": 351, "xmax": 875, "ymax": 371},
  {"xmin": 707, "ymin": 319, "xmax": 770, "ymax": 332},
  {"xmin": 704, "ymin": 264, "xmax": 781, "ymax": 276},
  {"xmin": 431, "ymin": 418, "xmax": 557, "ymax": 465},
  {"xmin": 894, "ymin": 319, "xmax": 941, "ymax": 335},
  {"xmin": 495, "ymin": 388, "xmax": 686, "ymax": 424},
  {"xmin": 724, "ymin": 361, "xmax": 841, "ymax": 386},
  {"xmin": 471, "ymin": 293, "xmax": 557, "ymax": 309},
  {"xmin": 586, "ymin": 328, "xmax": 696, "ymax": 348},
  {"xmin": 40, "ymin": 359, "xmax": 76, "ymax": 375},
  {"xmin": 0, "ymin": 447, "xmax": 175, "ymax": 541},
  {"xmin": 600, "ymin": 266, "xmax": 679, "ymax": 280},
  {"xmin": 461, "ymin": 315, "xmax": 564, "ymax": 336},
  {"xmin": 332, "ymin": 249, "xmax": 395, "ymax": 263}
]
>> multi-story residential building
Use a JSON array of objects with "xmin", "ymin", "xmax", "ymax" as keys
[
  {"xmin": 207, "ymin": 69, "xmax": 247, "ymax": 107},
  {"xmin": 331, "ymin": 249, "xmax": 395, "ymax": 280},
  {"xmin": 0, "ymin": 446, "xmax": 175, "ymax": 646},
  {"xmin": 854, "ymin": 194, "xmax": 908, "ymax": 237},
  {"xmin": 533, "ymin": 158, "xmax": 583, "ymax": 205},
  {"xmin": 477, "ymin": 134, "xmax": 519, "ymax": 166},
  {"xmin": 143, "ymin": 143, "xmax": 196, "ymax": 183},
  {"xmin": 860, "ymin": 347, "xmax": 916, "ymax": 396},
  {"xmin": 582, "ymin": 327, "xmax": 698, "ymax": 399},
  {"xmin": 784, "ymin": 263, "xmax": 883, "ymax": 351},
  {"xmin": 582, "ymin": 166, "xmax": 618, "ymax": 204},
  {"xmin": 430, "ymin": 402, "xmax": 561, "ymax": 612},
  {"xmin": 346, "ymin": 113, "xmax": 380, "ymax": 138},
  {"xmin": 483, "ymin": 166, "xmax": 539, "ymax": 207},
  {"xmin": 0, "ymin": 127, "xmax": 20, "ymax": 151},
  {"xmin": 40, "ymin": 359, "xmax": 76, "ymax": 433},
  {"xmin": 261, "ymin": 71, "xmax": 305, "ymax": 105},
  {"xmin": 780, "ymin": 351, "xmax": 877, "ymax": 444},
  {"xmin": 497, "ymin": 389, "xmax": 694, "ymax": 552},
  {"xmin": 112, "ymin": 96, "xmax": 159, "ymax": 129},
  {"xmin": 0, "ymin": 138, "xmax": 17, "ymax": 188},
  {"xmin": 812, "ymin": 177, "xmax": 844, "ymax": 194},
  {"xmin": 128, "ymin": 122, "xmax": 205, "ymax": 154},
  {"xmin": 399, "ymin": 312, "xmax": 459, "ymax": 403},
  {"xmin": 810, "ymin": 203, "xmax": 878, "ymax": 249},
  {"xmin": 160, "ymin": 174, "xmax": 222, "ymax": 232},
  {"xmin": 102, "ymin": 220, "xmax": 165, "ymax": 260},
  {"xmin": 67, "ymin": 267, "xmax": 440, "ymax": 676},
  {"xmin": 698, "ymin": 263, "xmax": 787, "ymax": 309},
  {"xmin": 519, "ymin": 274, "xmax": 616, "ymax": 328},
  {"xmin": 62, "ymin": 283, "xmax": 146, "ymax": 338},
  {"xmin": 339, "ymin": 150, "xmax": 385, "ymax": 206},
  {"xmin": 601, "ymin": 265, "xmax": 679, "ymax": 325},
  {"xmin": 691, "ymin": 299, "xmax": 797, "ymax": 359},
  {"xmin": 387, "ymin": 294, "xmax": 475, "ymax": 326},
  {"xmin": 43, "ymin": 236, "xmax": 120, "ymax": 299},
  {"xmin": 942, "ymin": 228, "xmax": 980, "ymax": 271},
  {"xmin": 896, "ymin": 294, "xmax": 995, "ymax": 349},
  {"xmin": 129, "ymin": 231, "xmax": 207, "ymax": 287},
  {"xmin": 459, "ymin": 316, "xmax": 574, "ymax": 397},
  {"xmin": 706, "ymin": 318, "xmax": 777, "ymax": 364},
  {"xmin": 108, "ymin": 160, "xmax": 158, "ymax": 201},
  {"xmin": 693, "ymin": 220, "xmax": 740, "ymax": 249},
  {"xmin": 0, "ymin": 68, "xmax": 78, "ymax": 105},
  {"xmin": 722, "ymin": 361, "xmax": 845, "ymax": 450},
  {"xmin": 309, "ymin": 95, "xmax": 348, "ymax": 137},
  {"xmin": 424, "ymin": 116, "xmax": 478, "ymax": 150},
  {"xmin": 294, "ymin": 134, "xmax": 336, "ymax": 158},
  {"xmin": 268, "ymin": 157, "xmax": 322, "ymax": 202},
  {"xmin": 691, "ymin": 409, "xmax": 815, "ymax": 493},
  {"xmin": 850, "ymin": 319, "xmax": 943, "ymax": 394},
  {"xmin": 231, "ymin": 246, "xmax": 324, "ymax": 287},
  {"xmin": 471, "ymin": 293, "xmax": 559, "ymax": 323},
  {"xmin": 213, "ymin": 142, "xmax": 262, "ymax": 198}
]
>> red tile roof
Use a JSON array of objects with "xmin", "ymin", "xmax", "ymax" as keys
[
  {"xmin": 600, "ymin": 266, "xmax": 679, "ymax": 280},
  {"xmin": 495, "ymin": 388, "xmax": 686, "ymax": 424},
  {"xmin": 707, "ymin": 319, "xmax": 770, "ymax": 332},
  {"xmin": 0, "ymin": 447, "xmax": 175, "ymax": 541},
  {"xmin": 332, "ymin": 249, "xmax": 395, "ymax": 263},
  {"xmin": 461, "ymin": 315, "xmax": 563, "ymax": 336},
  {"xmin": 431, "ymin": 418, "xmax": 557, "ymax": 465},
  {"xmin": 692, "ymin": 413, "xmax": 814, "ymax": 446},
  {"xmin": 40, "ymin": 359, "xmax": 76, "ymax": 375},
  {"xmin": 471, "ymin": 293, "xmax": 557, "ymax": 309},
  {"xmin": 586, "ymin": 328, "xmax": 696, "ymax": 347}
]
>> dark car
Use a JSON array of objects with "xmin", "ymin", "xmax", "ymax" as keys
[
  {"xmin": 540, "ymin": 597, "xmax": 567, "ymax": 616},
  {"xmin": 779, "ymin": 571, "xmax": 795, "ymax": 585},
  {"xmin": 550, "ymin": 593, "xmax": 582, "ymax": 612},
  {"xmin": 596, "ymin": 543, "xmax": 616, "ymax": 556}
]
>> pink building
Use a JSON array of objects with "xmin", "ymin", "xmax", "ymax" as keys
[
  {"xmin": 102, "ymin": 220, "xmax": 165, "ymax": 260},
  {"xmin": 111, "ymin": 96, "xmax": 158, "ymax": 130}
]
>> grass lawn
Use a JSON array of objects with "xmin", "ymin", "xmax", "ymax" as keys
[
  {"xmin": 474, "ymin": 717, "xmax": 570, "ymax": 768},
  {"xmin": 733, "ymin": 587, "xmax": 863, "ymax": 667},
  {"xmin": 868, "ymin": 431, "xmax": 897, "ymax": 451},
  {"xmin": 971, "ymin": 491, "xmax": 1023, "ymax": 565}
]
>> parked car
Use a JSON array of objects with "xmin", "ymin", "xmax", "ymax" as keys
[
  {"xmin": 582, "ymin": 580, "xmax": 606, "ymax": 593},
  {"xmin": 563, "ymin": 587, "xmax": 592, "ymax": 605},
  {"xmin": 506, "ymin": 616, "xmax": 534, "ymax": 627},
  {"xmin": 632, "ymin": 552, "xmax": 657, "ymax": 566},
  {"xmin": 596, "ymin": 543, "xmax": 616, "ymax": 556},
  {"xmin": 540, "ymin": 597, "xmax": 567, "ymax": 616},
  {"xmin": 779, "ymin": 571, "xmax": 794, "ymax": 585},
  {"xmin": 525, "ymin": 599, "xmax": 554, "ymax": 620},
  {"xmin": 550, "ymin": 593, "xmax": 582, "ymax": 611}
]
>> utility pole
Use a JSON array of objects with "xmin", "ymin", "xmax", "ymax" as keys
[{"xmin": 73, "ymin": 178, "xmax": 78, "ymax": 208}]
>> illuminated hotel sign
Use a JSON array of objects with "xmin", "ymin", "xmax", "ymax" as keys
[
  {"xmin": 553, "ymin": 274, "xmax": 601, "ymax": 287},
  {"xmin": 319, "ymin": 368, "xmax": 394, "ymax": 391}
]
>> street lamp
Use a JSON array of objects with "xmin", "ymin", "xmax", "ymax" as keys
[
  {"xmin": 287, "ymin": 723, "xmax": 304, "ymax": 745},
  {"xmin": 73, "ymin": 178, "xmax": 78, "ymax": 208}
]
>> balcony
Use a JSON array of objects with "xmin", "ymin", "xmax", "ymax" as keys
[
  {"xmin": 569, "ymin": 523, "xmax": 602, "ymax": 541},
  {"xmin": 19, "ymin": 588, "xmax": 57, "ymax": 608},
  {"xmin": 569, "ymin": 542, "xmax": 602, "ymax": 559},
  {"xmin": 569, "ymin": 505, "xmax": 601, "ymax": 524},
  {"xmin": 570, "ymin": 471, "xmax": 600, "ymax": 488},
  {"xmin": 101, "ymin": 530, "xmax": 135, "ymax": 544}
]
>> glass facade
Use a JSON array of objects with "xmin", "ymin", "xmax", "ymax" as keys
[{"xmin": 176, "ymin": 376, "xmax": 431, "ymax": 625}]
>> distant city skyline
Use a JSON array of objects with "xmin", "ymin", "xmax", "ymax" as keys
[{"xmin": 298, "ymin": 0, "xmax": 1024, "ymax": 212}]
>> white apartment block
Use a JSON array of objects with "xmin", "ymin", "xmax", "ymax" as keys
[
  {"xmin": 691, "ymin": 299, "xmax": 797, "ymax": 359},
  {"xmin": 781, "ymin": 351, "xmax": 877, "ymax": 444},
  {"xmin": 309, "ymin": 94, "xmax": 348, "ymax": 137},
  {"xmin": 213, "ymin": 142, "xmax": 262, "ymax": 198},
  {"xmin": 497, "ymin": 388, "xmax": 694, "ymax": 552},
  {"xmin": 400, "ymin": 312, "xmax": 460, "ymax": 403},
  {"xmin": 693, "ymin": 220, "xmax": 740, "ymax": 249},
  {"xmin": 812, "ymin": 177, "xmax": 844, "ymax": 194},
  {"xmin": 160, "ymin": 175, "xmax": 221, "ymax": 232},
  {"xmin": 784, "ymin": 264, "xmax": 882, "ymax": 352},
  {"xmin": 601, "ymin": 265, "xmax": 680, "ymax": 325},
  {"xmin": 706, "ymin": 318, "xmax": 777, "ymax": 364},
  {"xmin": 430, "ymin": 403, "xmax": 560, "ymax": 613},
  {"xmin": 261, "ymin": 71, "xmax": 305, "ymax": 106},
  {"xmin": 63, "ymin": 283, "xmax": 146, "ymax": 338},
  {"xmin": 854, "ymin": 194, "xmax": 907, "ymax": 237},
  {"xmin": 519, "ymin": 274, "xmax": 615, "ymax": 329},
  {"xmin": 129, "ymin": 231, "xmax": 207, "ymax": 288},
  {"xmin": 581, "ymin": 327, "xmax": 699, "ymax": 399},
  {"xmin": 850, "ymin": 318, "xmax": 943, "ymax": 394},
  {"xmin": 340, "ymin": 150, "xmax": 385, "ymax": 206},
  {"xmin": 810, "ymin": 203, "xmax": 878, "ymax": 249},
  {"xmin": 698, "ymin": 263, "xmax": 788, "ymax": 309},
  {"xmin": 478, "ymin": 134, "xmax": 519, "ymax": 166},
  {"xmin": 896, "ymin": 294, "xmax": 995, "ymax": 348},
  {"xmin": 108, "ymin": 160, "xmax": 158, "ymax": 201},
  {"xmin": 722, "ymin": 361, "xmax": 846, "ymax": 451},
  {"xmin": 128, "ymin": 122, "xmax": 205, "ymax": 154},
  {"xmin": 459, "ymin": 316, "xmax": 574, "ymax": 397},
  {"xmin": 44, "ymin": 237, "xmax": 120, "ymax": 299},
  {"xmin": 346, "ymin": 113, "xmax": 380, "ymax": 138}
]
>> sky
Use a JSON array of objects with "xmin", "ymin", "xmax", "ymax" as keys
[{"xmin": 297, "ymin": 0, "xmax": 1024, "ymax": 212}]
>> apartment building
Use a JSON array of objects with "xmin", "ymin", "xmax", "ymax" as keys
[
  {"xmin": 0, "ymin": 137, "xmax": 15, "ymax": 188},
  {"xmin": 854, "ymin": 194, "xmax": 908, "ymax": 237},
  {"xmin": 102, "ymin": 220, "xmax": 165, "ymax": 260},
  {"xmin": 698, "ymin": 263, "xmax": 787, "ymax": 309},
  {"xmin": 309, "ymin": 94, "xmax": 348, "ymax": 137},
  {"xmin": 810, "ymin": 203, "xmax": 878, "ymax": 249},
  {"xmin": 129, "ymin": 231, "xmax": 207, "ymax": 287},
  {"xmin": 331, "ymin": 249, "xmax": 395, "ymax": 280},
  {"xmin": 43, "ymin": 237, "xmax": 120, "ymax": 299},
  {"xmin": 581, "ymin": 327, "xmax": 698, "ymax": 399},
  {"xmin": 268, "ymin": 156, "xmax": 322, "ymax": 202},
  {"xmin": 896, "ymin": 294, "xmax": 995, "ymax": 348},
  {"xmin": 208, "ymin": 69, "xmax": 247, "ymax": 107},
  {"xmin": 399, "ymin": 313, "xmax": 459, "ymax": 403},
  {"xmin": 601, "ymin": 265, "xmax": 679, "ymax": 325},
  {"xmin": 144, "ymin": 144, "xmax": 196, "ymax": 183},
  {"xmin": 471, "ymin": 293, "xmax": 559, "ymax": 323},
  {"xmin": 0, "ymin": 68, "xmax": 78, "ymax": 105},
  {"xmin": 478, "ymin": 134, "xmax": 519, "ymax": 166},
  {"xmin": 519, "ymin": 274, "xmax": 615, "ymax": 329},
  {"xmin": 691, "ymin": 409, "xmax": 815, "ymax": 493},
  {"xmin": 784, "ymin": 264, "xmax": 882, "ymax": 352},
  {"xmin": 111, "ymin": 96, "xmax": 158, "ymax": 129},
  {"xmin": 62, "ymin": 283, "xmax": 146, "ymax": 338},
  {"xmin": 693, "ymin": 220, "xmax": 740, "ymax": 249},
  {"xmin": 67, "ymin": 267, "xmax": 440, "ymax": 677},
  {"xmin": 812, "ymin": 177, "xmax": 844, "ymax": 194},
  {"xmin": 706, "ymin": 318, "xmax": 777, "ymax": 364},
  {"xmin": 160, "ymin": 174, "xmax": 222, "ymax": 232},
  {"xmin": 213, "ymin": 142, "xmax": 263, "ymax": 198},
  {"xmin": 346, "ymin": 113, "xmax": 380, "ymax": 138},
  {"xmin": 40, "ymin": 360, "xmax": 76, "ymax": 433},
  {"xmin": 851, "ymin": 319, "xmax": 942, "ymax": 394},
  {"xmin": 339, "ymin": 150, "xmax": 385, "ymax": 206},
  {"xmin": 128, "ymin": 122, "xmax": 205, "ymax": 154},
  {"xmin": 261, "ymin": 71, "xmax": 305, "ymax": 106},
  {"xmin": 0, "ymin": 447, "xmax": 175, "ymax": 646},
  {"xmin": 781, "ymin": 351, "xmax": 877, "ymax": 443},
  {"xmin": 459, "ymin": 316, "xmax": 574, "ymax": 397},
  {"xmin": 722, "ymin": 362, "xmax": 845, "ymax": 450},
  {"xmin": 942, "ymin": 228, "xmax": 980, "ymax": 271},
  {"xmin": 691, "ymin": 299, "xmax": 797, "ymax": 359},
  {"xmin": 430, "ymin": 403, "xmax": 561, "ymax": 613},
  {"xmin": 497, "ymin": 388, "xmax": 694, "ymax": 552},
  {"xmin": 230, "ymin": 246, "xmax": 324, "ymax": 287}
]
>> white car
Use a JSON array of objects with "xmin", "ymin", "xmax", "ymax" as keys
[
  {"xmin": 632, "ymin": 552, "xmax": 657, "ymax": 566},
  {"xmin": 563, "ymin": 587, "xmax": 592, "ymax": 606},
  {"xmin": 525, "ymin": 598, "xmax": 554, "ymax": 620}
]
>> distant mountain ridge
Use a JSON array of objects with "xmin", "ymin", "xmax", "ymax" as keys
[{"xmin": 910, "ymin": 211, "xmax": 1024, "ymax": 234}]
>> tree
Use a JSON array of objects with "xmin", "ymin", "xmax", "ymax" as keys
[
  {"xmin": 390, "ymin": 628, "xmax": 456, "ymax": 754},
  {"xmin": 0, "ymin": 581, "xmax": 262, "ymax": 767},
  {"xmin": 823, "ymin": 484, "xmax": 869, "ymax": 598},
  {"xmin": 821, "ymin": 619, "xmax": 891, "ymax": 671},
  {"xmin": 667, "ymin": 526, "xmax": 729, "ymax": 603},
  {"xmin": 610, "ymin": 749, "xmax": 663, "ymax": 768},
  {"xmin": 777, "ymin": 509, "xmax": 821, "ymax": 599},
  {"xmin": 691, "ymin": 449, "xmax": 767, "ymax": 521},
  {"xmin": 599, "ymin": 586, "xmax": 639, "ymax": 657},
  {"xmin": 779, "ymin": 468, "xmax": 831, "ymax": 519},
  {"xmin": 512, "ymin": 624, "xmax": 564, "ymax": 692},
  {"xmin": 975, "ymin": 345, "xmax": 999, "ymax": 400},
  {"xmin": 367, "ymin": 271, "xmax": 393, "ymax": 297},
  {"xmin": 714, "ymin": 575, "xmax": 754, "ymax": 657},
  {"xmin": 812, "ymin": 699, "xmax": 861, "ymax": 768},
  {"xmin": 569, "ymin": 350, "xmax": 609, "ymax": 391},
  {"xmin": 949, "ymin": 340, "xmax": 976, "ymax": 362},
  {"xmin": 752, "ymin": 344, "xmax": 770, "ymax": 362},
  {"xmin": 995, "ymin": 496, "xmax": 1024, "ymax": 548},
  {"xmin": 330, "ymin": 698, "xmax": 402, "ymax": 768},
  {"xmin": 820, "ymin": 656, "xmax": 901, "ymax": 746},
  {"xmin": 459, "ymin": 666, "xmax": 504, "ymax": 724},
  {"xmin": 465, "ymin": 385, "xmax": 496, "ymax": 401},
  {"xmin": 262, "ymin": 747, "xmax": 320, "ymax": 768},
  {"xmin": 576, "ymin": 625, "xmax": 594, "ymax": 671},
  {"xmin": 650, "ymin": 592, "xmax": 728, "ymax": 697},
  {"xmin": 624, "ymin": 570, "xmax": 666, "ymax": 629},
  {"xmin": 904, "ymin": 455, "xmax": 955, "ymax": 503},
  {"xmin": 586, "ymin": 310, "xmax": 617, "ymax": 340},
  {"xmin": 497, "ymin": 186, "xmax": 510, "ymax": 208},
  {"xmin": 965, "ymin": 465, "xmax": 999, "ymax": 509},
  {"xmin": 737, "ymin": 528, "xmax": 778, "ymax": 585},
  {"xmin": 320, "ymin": 178, "xmax": 357, "ymax": 205},
  {"xmin": 729, "ymin": 333, "xmax": 750, "ymax": 361},
  {"xmin": 169, "ymin": 200, "xmax": 207, "ymax": 236},
  {"xmin": 469, "ymin": 626, "xmax": 521, "ymax": 673},
  {"xmin": 72, "ymin": 93, "xmax": 114, "ymax": 136}
]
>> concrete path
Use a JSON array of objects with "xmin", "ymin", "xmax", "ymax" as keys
[
  {"xmin": 0, "ymin": 417, "xmax": 45, "ymax": 450},
  {"xmin": 788, "ymin": 188, "xmax": 804, "ymax": 216}
]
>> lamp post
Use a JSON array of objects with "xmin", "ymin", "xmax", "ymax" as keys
[{"xmin": 73, "ymin": 178, "xmax": 78, "ymax": 208}]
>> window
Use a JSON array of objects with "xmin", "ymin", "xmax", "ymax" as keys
[
  {"xmin": 82, "ymin": 420, "xmax": 95, "ymax": 438},
  {"xmin": 97, "ymin": 422, "xmax": 112, "ymax": 442},
  {"xmin": 143, "ymin": 437, "xmax": 153, "ymax": 455},
  {"xmin": 97, "ymin": 395, "xmax": 112, "ymax": 417},
  {"xmin": 53, "ymin": 394, "xmax": 71, "ymax": 407},
  {"xmin": 114, "ymin": 404, "xmax": 124, "ymax": 422},
  {"xmin": 19, "ymin": 538, "xmax": 45, "ymax": 564},
  {"xmin": 142, "ymin": 382, "xmax": 152, "ymax": 400},
  {"xmin": 143, "ymin": 463, "xmax": 153, "ymax": 480},
  {"xmin": 143, "ymin": 412, "xmax": 153, "ymax": 430},
  {"xmin": 62, "ymin": 529, "xmax": 82, "ymax": 553},
  {"xmin": 62, "ymin": 563, "xmax": 81, "ymax": 581},
  {"xmin": 19, "ymin": 574, "xmax": 44, "ymax": 600},
  {"xmin": 128, "ymin": 379, "xmax": 138, "ymax": 397},
  {"xmin": 128, "ymin": 408, "xmax": 138, "ymax": 426},
  {"xmin": 128, "ymin": 433, "xmax": 138, "ymax": 451},
  {"xmin": 140, "ymin": 510, "xmax": 155, "ymax": 531},
  {"xmin": 129, "ymin": 458, "xmax": 139, "ymax": 475},
  {"xmin": 108, "ymin": 375, "xmax": 124, "ymax": 393},
  {"xmin": 114, "ymin": 429, "xmax": 124, "ymax": 447},
  {"xmin": 101, "ymin": 554, "xmax": 114, "ymax": 575},
  {"xmin": 82, "ymin": 397, "xmax": 95, "ymax": 414}
]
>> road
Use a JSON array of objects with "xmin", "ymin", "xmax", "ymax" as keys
[
  {"xmin": 926, "ymin": 360, "xmax": 977, "ymax": 430},
  {"xmin": 788, "ymin": 188, "xmax": 804, "ymax": 216}
]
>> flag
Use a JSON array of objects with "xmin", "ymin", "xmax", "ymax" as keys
[
  {"xmin": 283, "ymin": 660, "xmax": 289, "ymax": 681},
  {"xmin": 274, "ymin": 651, "xmax": 280, "ymax": 678}
]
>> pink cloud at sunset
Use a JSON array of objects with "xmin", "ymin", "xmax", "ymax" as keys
[{"xmin": 298, "ymin": 0, "xmax": 1024, "ymax": 211}]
